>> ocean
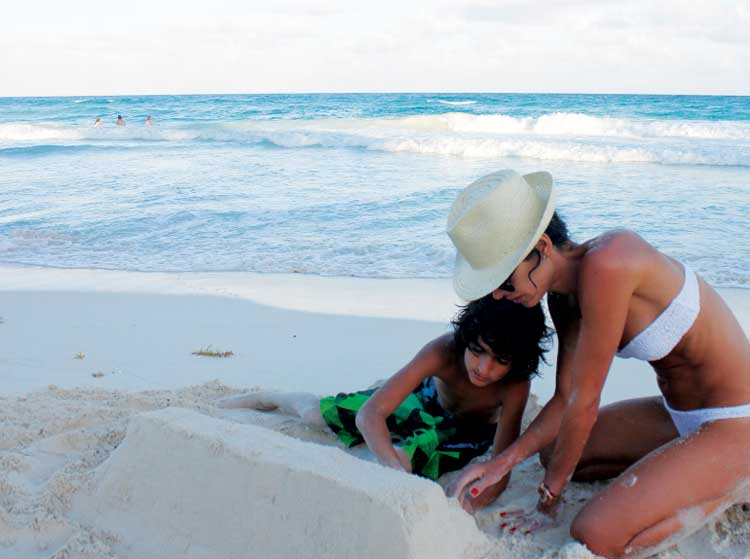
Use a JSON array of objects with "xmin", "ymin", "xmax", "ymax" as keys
[{"xmin": 1, "ymin": 93, "xmax": 748, "ymax": 287}]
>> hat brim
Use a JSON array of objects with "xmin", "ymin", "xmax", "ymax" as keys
[{"xmin": 452, "ymin": 171, "xmax": 556, "ymax": 301}]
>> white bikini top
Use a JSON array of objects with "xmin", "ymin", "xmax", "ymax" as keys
[{"xmin": 616, "ymin": 264, "xmax": 700, "ymax": 362}]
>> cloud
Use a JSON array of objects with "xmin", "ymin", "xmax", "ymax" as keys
[{"xmin": 1, "ymin": 0, "xmax": 748, "ymax": 95}]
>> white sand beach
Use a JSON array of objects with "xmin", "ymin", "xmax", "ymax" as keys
[{"xmin": 1, "ymin": 264, "xmax": 749, "ymax": 559}]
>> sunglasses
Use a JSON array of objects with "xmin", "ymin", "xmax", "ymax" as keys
[{"xmin": 498, "ymin": 276, "xmax": 515, "ymax": 292}]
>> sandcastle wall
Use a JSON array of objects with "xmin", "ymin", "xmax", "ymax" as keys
[{"xmin": 72, "ymin": 408, "xmax": 489, "ymax": 559}]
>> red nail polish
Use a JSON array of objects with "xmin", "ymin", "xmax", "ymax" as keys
[
  {"xmin": 524, "ymin": 530, "xmax": 531, "ymax": 535},
  {"xmin": 500, "ymin": 512, "xmax": 507, "ymax": 517},
  {"xmin": 500, "ymin": 522, "xmax": 508, "ymax": 528},
  {"xmin": 470, "ymin": 488, "xmax": 479, "ymax": 497},
  {"xmin": 510, "ymin": 527, "xmax": 517, "ymax": 533}
]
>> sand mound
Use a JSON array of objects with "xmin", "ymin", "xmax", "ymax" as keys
[{"xmin": 0, "ymin": 381, "xmax": 233, "ymax": 558}]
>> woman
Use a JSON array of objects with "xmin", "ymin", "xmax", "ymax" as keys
[{"xmin": 447, "ymin": 170, "xmax": 750, "ymax": 558}]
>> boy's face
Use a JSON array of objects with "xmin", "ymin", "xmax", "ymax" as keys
[{"xmin": 463, "ymin": 338, "xmax": 512, "ymax": 387}]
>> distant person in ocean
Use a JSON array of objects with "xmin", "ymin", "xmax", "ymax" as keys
[
  {"xmin": 219, "ymin": 296, "xmax": 550, "ymax": 503},
  {"xmin": 448, "ymin": 170, "xmax": 750, "ymax": 557},
  {"xmin": 145, "ymin": 116, "xmax": 154, "ymax": 126},
  {"xmin": 94, "ymin": 118, "xmax": 103, "ymax": 126},
  {"xmin": 116, "ymin": 115, "xmax": 125, "ymax": 126}
]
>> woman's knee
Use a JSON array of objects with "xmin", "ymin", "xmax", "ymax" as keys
[{"xmin": 571, "ymin": 506, "xmax": 629, "ymax": 558}]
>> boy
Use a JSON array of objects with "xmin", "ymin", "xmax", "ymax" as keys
[{"xmin": 219, "ymin": 296, "xmax": 549, "ymax": 507}]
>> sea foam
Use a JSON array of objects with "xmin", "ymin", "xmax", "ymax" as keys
[{"xmin": 5, "ymin": 112, "xmax": 747, "ymax": 166}]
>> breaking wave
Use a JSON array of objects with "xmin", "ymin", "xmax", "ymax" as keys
[{"xmin": 2, "ymin": 111, "xmax": 749, "ymax": 166}]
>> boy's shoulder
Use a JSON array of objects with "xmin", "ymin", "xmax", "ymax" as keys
[
  {"xmin": 422, "ymin": 333, "xmax": 462, "ymax": 378},
  {"xmin": 424, "ymin": 332, "xmax": 457, "ymax": 357}
]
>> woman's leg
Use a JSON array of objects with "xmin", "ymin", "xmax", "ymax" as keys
[
  {"xmin": 540, "ymin": 397, "xmax": 679, "ymax": 481},
  {"xmin": 217, "ymin": 391, "xmax": 326, "ymax": 428},
  {"xmin": 571, "ymin": 417, "xmax": 750, "ymax": 557}
]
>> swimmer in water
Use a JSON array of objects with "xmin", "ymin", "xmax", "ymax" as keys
[{"xmin": 116, "ymin": 115, "xmax": 125, "ymax": 126}]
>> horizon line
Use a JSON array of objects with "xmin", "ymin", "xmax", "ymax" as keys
[{"xmin": 2, "ymin": 90, "xmax": 749, "ymax": 100}]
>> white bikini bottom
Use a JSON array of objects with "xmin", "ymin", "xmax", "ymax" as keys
[{"xmin": 663, "ymin": 397, "xmax": 750, "ymax": 437}]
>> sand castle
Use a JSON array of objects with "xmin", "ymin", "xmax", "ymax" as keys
[{"xmin": 72, "ymin": 408, "xmax": 491, "ymax": 559}]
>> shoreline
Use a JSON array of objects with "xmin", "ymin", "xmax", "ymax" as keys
[
  {"xmin": 0, "ymin": 263, "xmax": 463, "ymax": 322},
  {"xmin": 1, "ymin": 264, "xmax": 747, "ymax": 401}
]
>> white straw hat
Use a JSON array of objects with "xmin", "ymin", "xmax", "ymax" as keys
[{"xmin": 447, "ymin": 170, "xmax": 556, "ymax": 301}]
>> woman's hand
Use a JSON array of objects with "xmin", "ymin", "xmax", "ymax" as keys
[
  {"xmin": 465, "ymin": 477, "xmax": 507, "ymax": 510},
  {"xmin": 497, "ymin": 508, "xmax": 558, "ymax": 535},
  {"xmin": 448, "ymin": 455, "xmax": 514, "ymax": 512}
]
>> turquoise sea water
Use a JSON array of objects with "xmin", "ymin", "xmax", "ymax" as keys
[{"xmin": 0, "ymin": 93, "xmax": 748, "ymax": 287}]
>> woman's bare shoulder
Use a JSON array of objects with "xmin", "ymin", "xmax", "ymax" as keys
[
  {"xmin": 583, "ymin": 229, "xmax": 652, "ymax": 260},
  {"xmin": 547, "ymin": 232, "xmax": 639, "ymax": 319},
  {"xmin": 579, "ymin": 230, "xmax": 655, "ymax": 282}
]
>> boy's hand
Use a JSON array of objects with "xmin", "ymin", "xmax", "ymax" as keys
[
  {"xmin": 373, "ymin": 446, "xmax": 412, "ymax": 473},
  {"xmin": 393, "ymin": 447, "xmax": 412, "ymax": 473}
]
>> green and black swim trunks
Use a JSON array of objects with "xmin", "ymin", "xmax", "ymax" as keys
[{"xmin": 319, "ymin": 378, "xmax": 496, "ymax": 480}]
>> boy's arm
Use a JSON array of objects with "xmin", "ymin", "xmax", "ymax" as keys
[
  {"xmin": 356, "ymin": 334, "xmax": 451, "ymax": 472},
  {"xmin": 492, "ymin": 380, "xmax": 531, "ymax": 459},
  {"xmin": 465, "ymin": 380, "xmax": 530, "ymax": 509}
]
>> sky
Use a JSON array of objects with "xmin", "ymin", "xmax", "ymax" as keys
[{"xmin": 1, "ymin": 0, "xmax": 749, "ymax": 97}]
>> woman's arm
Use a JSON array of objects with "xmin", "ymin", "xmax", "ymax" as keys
[
  {"xmin": 466, "ymin": 379, "xmax": 530, "ymax": 509},
  {"xmin": 502, "ymin": 293, "xmax": 582, "ymax": 464},
  {"xmin": 451, "ymin": 296, "xmax": 581, "ymax": 503},
  {"xmin": 542, "ymin": 253, "xmax": 634, "ymax": 501},
  {"xmin": 356, "ymin": 335, "xmax": 451, "ymax": 471}
]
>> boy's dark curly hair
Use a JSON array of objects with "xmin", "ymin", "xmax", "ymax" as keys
[{"xmin": 452, "ymin": 295, "xmax": 551, "ymax": 383}]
